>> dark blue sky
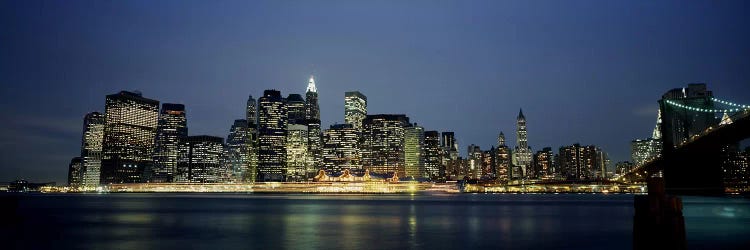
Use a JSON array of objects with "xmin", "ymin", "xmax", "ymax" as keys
[{"xmin": 2, "ymin": 0, "xmax": 749, "ymax": 184}]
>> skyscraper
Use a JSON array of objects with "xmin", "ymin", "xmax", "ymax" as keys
[
  {"xmin": 286, "ymin": 94, "xmax": 307, "ymax": 125},
  {"xmin": 68, "ymin": 157, "xmax": 84, "ymax": 187},
  {"xmin": 286, "ymin": 123, "xmax": 309, "ymax": 181},
  {"xmin": 496, "ymin": 133, "xmax": 511, "ymax": 184},
  {"xmin": 467, "ymin": 144, "xmax": 483, "ymax": 179},
  {"xmin": 533, "ymin": 147, "xmax": 555, "ymax": 178},
  {"xmin": 175, "ymin": 135, "xmax": 226, "ymax": 183},
  {"xmin": 404, "ymin": 124, "xmax": 425, "ymax": 178},
  {"xmin": 151, "ymin": 103, "xmax": 187, "ymax": 183},
  {"xmin": 246, "ymin": 95, "xmax": 259, "ymax": 182},
  {"xmin": 631, "ymin": 139, "xmax": 661, "ymax": 166},
  {"xmin": 558, "ymin": 143, "xmax": 604, "ymax": 180},
  {"xmin": 423, "ymin": 131, "xmax": 442, "ymax": 179},
  {"xmin": 305, "ymin": 76, "xmax": 322, "ymax": 178},
  {"xmin": 227, "ymin": 119, "xmax": 249, "ymax": 182},
  {"xmin": 258, "ymin": 90, "xmax": 287, "ymax": 181},
  {"xmin": 101, "ymin": 91, "xmax": 159, "ymax": 184},
  {"xmin": 81, "ymin": 112, "xmax": 104, "ymax": 187},
  {"xmin": 345, "ymin": 91, "xmax": 367, "ymax": 131},
  {"xmin": 322, "ymin": 124, "xmax": 361, "ymax": 175},
  {"xmin": 362, "ymin": 114, "xmax": 410, "ymax": 177},
  {"xmin": 513, "ymin": 109, "xmax": 533, "ymax": 179}
]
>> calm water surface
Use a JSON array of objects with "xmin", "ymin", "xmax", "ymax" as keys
[{"xmin": 2, "ymin": 193, "xmax": 748, "ymax": 249}]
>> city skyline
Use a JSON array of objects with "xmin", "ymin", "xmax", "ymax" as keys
[{"xmin": 2, "ymin": 1, "xmax": 750, "ymax": 184}]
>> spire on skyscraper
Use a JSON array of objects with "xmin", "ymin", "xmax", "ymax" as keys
[
  {"xmin": 652, "ymin": 108, "xmax": 662, "ymax": 140},
  {"xmin": 518, "ymin": 109, "xmax": 525, "ymax": 120},
  {"xmin": 306, "ymin": 75, "xmax": 317, "ymax": 93}
]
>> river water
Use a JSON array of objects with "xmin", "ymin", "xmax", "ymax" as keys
[{"xmin": 1, "ymin": 193, "xmax": 748, "ymax": 249}]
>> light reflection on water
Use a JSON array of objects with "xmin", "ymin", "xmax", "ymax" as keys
[{"xmin": 2, "ymin": 193, "xmax": 748, "ymax": 249}]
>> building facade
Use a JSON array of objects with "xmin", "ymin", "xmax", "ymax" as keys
[
  {"xmin": 423, "ymin": 131, "xmax": 442, "ymax": 179},
  {"xmin": 305, "ymin": 76, "xmax": 322, "ymax": 178},
  {"xmin": 513, "ymin": 109, "xmax": 533, "ymax": 179},
  {"xmin": 151, "ymin": 103, "xmax": 187, "ymax": 183},
  {"xmin": 68, "ymin": 157, "xmax": 84, "ymax": 187},
  {"xmin": 246, "ymin": 95, "xmax": 259, "ymax": 182},
  {"xmin": 534, "ymin": 147, "xmax": 555, "ymax": 178},
  {"xmin": 362, "ymin": 114, "xmax": 410, "ymax": 177},
  {"xmin": 258, "ymin": 90, "xmax": 288, "ymax": 181},
  {"xmin": 81, "ymin": 112, "xmax": 105, "ymax": 187},
  {"xmin": 227, "ymin": 119, "xmax": 249, "ymax": 182},
  {"xmin": 404, "ymin": 124, "xmax": 425, "ymax": 178},
  {"xmin": 175, "ymin": 135, "xmax": 226, "ymax": 183},
  {"xmin": 322, "ymin": 124, "xmax": 361, "ymax": 175},
  {"xmin": 345, "ymin": 91, "xmax": 367, "ymax": 131},
  {"xmin": 286, "ymin": 124, "xmax": 309, "ymax": 181},
  {"xmin": 101, "ymin": 91, "xmax": 159, "ymax": 184},
  {"xmin": 496, "ymin": 132, "xmax": 511, "ymax": 183}
]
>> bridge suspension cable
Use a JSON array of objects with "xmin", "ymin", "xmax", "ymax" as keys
[{"xmin": 664, "ymin": 99, "xmax": 750, "ymax": 113}]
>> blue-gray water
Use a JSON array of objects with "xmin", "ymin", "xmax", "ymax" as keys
[{"xmin": 2, "ymin": 193, "xmax": 749, "ymax": 249}]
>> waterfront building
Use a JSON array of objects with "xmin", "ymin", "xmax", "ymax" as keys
[
  {"xmin": 362, "ymin": 114, "xmax": 410, "ymax": 177},
  {"xmin": 513, "ymin": 109, "xmax": 533, "ymax": 179},
  {"xmin": 286, "ymin": 124, "xmax": 309, "ymax": 181},
  {"xmin": 345, "ymin": 91, "xmax": 367, "ymax": 131},
  {"xmin": 322, "ymin": 124, "xmax": 361, "ymax": 175},
  {"xmin": 258, "ymin": 89, "xmax": 288, "ymax": 181},
  {"xmin": 496, "ymin": 132, "xmax": 511, "ymax": 184},
  {"xmin": 423, "ymin": 131, "xmax": 442, "ymax": 179},
  {"xmin": 558, "ymin": 143, "xmax": 604, "ymax": 180},
  {"xmin": 482, "ymin": 148, "xmax": 495, "ymax": 178},
  {"xmin": 246, "ymin": 95, "xmax": 259, "ymax": 182},
  {"xmin": 721, "ymin": 144, "xmax": 750, "ymax": 192},
  {"xmin": 81, "ymin": 112, "xmax": 105, "ymax": 186},
  {"xmin": 441, "ymin": 132, "xmax": 459, "ymax": 177},
  {"xmin": 227, "ymin": 119, "xmax": 249, "ymax": 182},
  {"xmin": 68, "ymin": 157, "xmax": 84, "ymax": 187},
  {"xmin": 151, "ymin": 103, "xmax": 187, "ymax": 183},
  {"xmin": 615, "ymin": 161, "xmax": 634, "ymax": 176},
  {"xmin": 175, "ymin": 135, "xmax": 226, "ymax": 183},
  {"xmin": 404, "ymin": 124, "xmax": 425, "ymax": 178},
  {"xmin": 467, "ymin": 144, "xmax": 482, "ymax": 179},
  {"xmin": 305, "ymin": 76, "xmax": 322, "ymax": 178},
  {"xmin": 534, "ymin": 147, "xmax": 555, "ymax": 178},
  {"xmin": 101, "ymin": 91, "xmax": 159, "ymax": 184}
]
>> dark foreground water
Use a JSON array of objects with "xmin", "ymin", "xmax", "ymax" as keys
[{"xmin": 1, "ymin": 193, "xmax": 748, "ymax": 249}]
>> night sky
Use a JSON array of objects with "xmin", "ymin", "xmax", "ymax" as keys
[{"xmin": 2, "ymin": 0, "xmax": 749, "ymax": 184}]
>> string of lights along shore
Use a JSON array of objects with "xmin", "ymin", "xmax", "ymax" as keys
[{"xmin": 66, "ymin": 80, "xmax": 748, "ymax": 190}]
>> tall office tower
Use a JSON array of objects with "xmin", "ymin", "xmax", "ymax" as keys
[
  {"xmin": 258, "ymin": 90, "xmax": 288, "ymax": 181},
  {"xmin": 227, "ymin": 119, "xmax": 249, "ymax": 182},
  {"xmin": 362, "ymin": 114, "xmax": 410, "ymax": 177},
  {"xmin": 286, "ymin": 124, "xmax": 309, "ymax": 181},
  {"xmin": 404, "ymin": 124, "xmax": 425, "ymax": 178},
  {"xmin": 596, "ymin": 150, "xmax": 610, "ymax": 179},
  {"xmin": 513, "ymin": 109, "xmax": 533, "ymax": 179},
  {"xmin": 68, "ymin": 157, "xmax": 84, "ymax": 187},
  {"xmin": 80, "ymin": 112, "xmax": 104, "ymax": 187},
  {"xmin": 101, "ymin": 91, "xmax": 159, "ymax": 184},
  {"xmin": 246, "ymin": 95, "xmax": 259, "ymax": 182},
  {"xmin": 322, "ymin": 124, "xmax": 361, "ymax": 175},
  {"xmin": 423, "ymin": 131, "xmax": 442, "ymax": 179},
  {"xmin": 441, "ymin": 132, "xmax": 459, "ymax": 175},
  {"xmin": 345, "ymin": 91, "xmax": 367, "ymax": 131},
  {"xmin": 482, "ymin": 148, "xmax": 495, "ymax": 177},
  {"xmin": 495, "ymin": 132, "xmax": 511, "ymax": 183},
  {"xmin": 286, "ymin": 94, "xmax": 307, "ymax": 125},
  {"xmin": 467, "ymin": 144, "xmax": 483, "ymax": 179},
  {"xmin": 533, "ymin": 147, "xmax": 555, "ymax": 178},
  {"xmin": 631, "ymin": 139, "xmax": 662, "ymax": 166},
  {"xmin": 558, "ymin": 144, "xmax": 603, "ymax": 180},
  {"xmin": 659, "ymin": 83, "xmax": 717, "ymax": 150},
  {"xmin": 151, "ymin": 103, "xmax": 187, "ymax": 183},
  {"xmin": 305, "ymin": 76, "xmax": 322, "ymax": 178},
  {"xmin": 175, "ymin": 135, "xmax": 225, "ymax": 183}
]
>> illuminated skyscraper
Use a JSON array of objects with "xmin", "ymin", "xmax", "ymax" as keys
[
  {"xmin": 151, "ymin": 103, "xmax": 187, "ymax": 183},
  {"xmin": 258, "ymin": 90, "xmax": 287, "ymax": 181},
  {"xmin": 631, "ymin": 139, "xmax": 661, "ymax": 166},
  {"xmin": 227, "ymin": 119, "xmax": 249, "ymax": 182},
  {"xmin": 68, "ymin": 157, "xmax": 84, "ymax": 187},
  {"xmin": 423, "ymin": 131, "xmax": 442, "ymax": 179},
  {"xmin": 404, "ymin": 124, "xmax": 424, "ymax": 178},
  {"xmin": 467, "ymin": 144, "xmax": 482, "ymax": 179},
  {"xmin": 286, "ymin": 94, "xmax": 306, "ymax": 125},
  {"xmin": 175, "ymin": 135, "xmax": 226, "ymax": 183},
  {"xmin": 322, "ymin": 124, "xmax": 361, "ymax": 175},
  {"xmin": 513, "ymin": 109, "xmax": 533, "ymax": 179},
  {"xmin": 286, "ymin": 124, "xmax": 309, "ymax": 181},
  {"xmin": 81, "ymin": 112, "xmax": 104, "ymax": 187},
  {"xmin": 362, "ymin": 114, "xmax": 409, "ymax": 177},
  {"xmin": 345, "ymin": 91, "xmax": 367, "ymax": 131},
  {"xmin": 101, "ymin": 91, "xmax": 159, "ymax": 184},
  {"xmin": 558, "ymin": 143, "xmax": 603, "ymax": 180},
  {"xmin": 533, "ymin": 147, "xmax": 555, "ymax": 178},
  {"xmin": 305, "ymin": 76, "xmax": 322, "ymax": 177},
  {"xmin": 496, "ymin": 132, "xmax": 511, "ymax": 184},
  {"xmin": 246, "ymin": 95, "xmax": 259, "ymax": 182}
]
